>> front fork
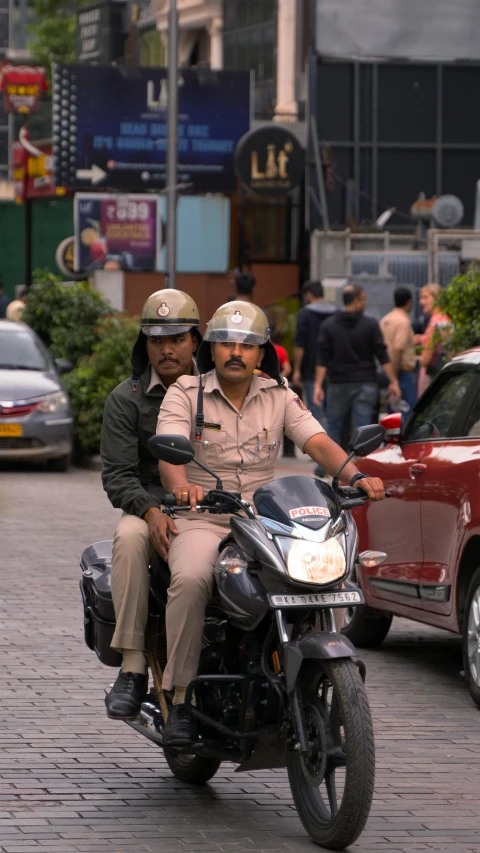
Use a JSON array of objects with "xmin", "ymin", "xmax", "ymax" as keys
[{"xmin": 274, "ymin": 609, "xmax": 338, "ymax": 754}]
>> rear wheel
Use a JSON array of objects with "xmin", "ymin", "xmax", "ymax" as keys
[
  {"xmin": 462, "ymin": 567, "xmax": 480, "ymax": 710},
  {"xmin": 286, "ymin": 659, "xmax": 375, "ymax": 850},
  {"xmin": 164, "ymin": 749, "xmax": 221, "ymax": 784}
]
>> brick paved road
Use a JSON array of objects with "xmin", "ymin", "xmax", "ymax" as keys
[{"xmin": 1, "ymin": 463, "xmax": 480, "ymax": 853}]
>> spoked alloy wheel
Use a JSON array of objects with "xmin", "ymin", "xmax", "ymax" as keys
[
  {"xmin": 463, "ymin": 567, "xmax": 480, "ymax": 710},
  {"xmin": 286, "ymin": 659, "xmax": 375, "ymax": 850}
]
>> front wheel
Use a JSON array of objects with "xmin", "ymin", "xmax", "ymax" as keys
[
  {"xmin": 286, "ymin": 659, "xmax": 375, "ymax": 850},
  {"xmin": 462, "ymin": 566, "xmax": 480, "ymax": 710},
  {"xmin": 164, "ymin": 749, "xmax": 221, "ymax": 785}
]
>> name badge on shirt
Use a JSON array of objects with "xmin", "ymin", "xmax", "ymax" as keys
[{"xmin": 204, "ymin": 422, "xmax": 222, "ymax": 431}]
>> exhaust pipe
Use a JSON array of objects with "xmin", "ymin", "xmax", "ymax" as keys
[{"xmin": 127, "ymin": 700, "xmax": 165, "ymax": 746}]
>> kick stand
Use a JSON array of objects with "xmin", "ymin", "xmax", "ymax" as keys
[{"xmin": 145, "ymin": 633, "xmax": 169, "ymax": 722}]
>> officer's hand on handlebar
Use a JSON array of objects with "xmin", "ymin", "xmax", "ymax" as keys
[
  {"xmin": 145, "ymin": 508, "xmax": 178, "ymax": 561},
  {"xmin": 173, "ymin": 483, "xmax": 205, "ymax": 512},
  {"xmin": 356, "ymin": 476, "xmax": 385, "ymax": 502}
]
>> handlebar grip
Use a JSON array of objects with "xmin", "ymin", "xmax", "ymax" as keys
[{"xmin": 163, "ymin": 493, "xmax": 177, "ymax": 507}]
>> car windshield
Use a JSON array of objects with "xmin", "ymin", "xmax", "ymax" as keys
[{"xmin": 0, "ymin": 328, "xmax": 49, "ymax": 371}]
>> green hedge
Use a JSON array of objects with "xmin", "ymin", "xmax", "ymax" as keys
[{"xmin": 24, "ymin": 270, "xmax": 138, "ymax": 454}]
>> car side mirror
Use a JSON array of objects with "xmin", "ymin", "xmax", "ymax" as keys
[
  {"xmin": 348, "ymin": 424, "xmax": 386, "ymax": 457},
  {"xmin": 54, "ymin": 358, "xmax": 74, "ymax": 374},
  {"xmin": 379, "ymin": 413, "xmax": 402, "ymax": 445},
  {"xmin": 148, "ymin": 434, "xmax": 195, "ymax": 465}
]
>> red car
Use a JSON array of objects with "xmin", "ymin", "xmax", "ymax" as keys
[{"xmin": 342, "ymin": 348, "xmax": 480, "ymax": 709}]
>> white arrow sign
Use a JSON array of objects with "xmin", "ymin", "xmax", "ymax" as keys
[{"xmin": 76, "ymin": 165, "xmax": 107, "ymax": 185}]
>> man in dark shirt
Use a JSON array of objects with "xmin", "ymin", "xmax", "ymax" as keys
[
  {"xmin": 313, "ymin": 284, "xmax": 400, "ymax": 446},
  {"xmin": 293, "ymin": 280, "xmax": 336, "ymax": 421}
]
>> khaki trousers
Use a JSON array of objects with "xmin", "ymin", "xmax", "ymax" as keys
[
  {"xmin": 111, "ymin": 513, "xmax": 153, "ymax": 652},
  {"xmin": 162, "ymin": 518, "xmax": 228, "ymax": 691}
]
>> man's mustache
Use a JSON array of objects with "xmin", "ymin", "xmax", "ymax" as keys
[
  {"xmin": 158, "ymin": 356, "xmax": 178, "ymax": 363},
  {"xmin": 225, "ymin": 357, "xmax": 246, "ymax": 369}
]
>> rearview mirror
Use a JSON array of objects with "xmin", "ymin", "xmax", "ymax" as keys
[
  {"xmin": 54, "ymin": 358, "xmax": 74, "ymax": 374},
  {"xmin": 348, "ymin": 424, "xmax": 385, "ymax": 457},
  {"xmin": 148, "ymin": 434, "xmax": 195, "ymax": 465}
]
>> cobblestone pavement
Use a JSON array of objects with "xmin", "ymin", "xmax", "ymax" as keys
[{"xmin": 1, "ymin": 462, "xmax": 480, "ymax": 853}]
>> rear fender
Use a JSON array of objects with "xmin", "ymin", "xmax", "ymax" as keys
[{"xmin": 283, "ymin": 632, "xmax": 357, "ymax": 693}]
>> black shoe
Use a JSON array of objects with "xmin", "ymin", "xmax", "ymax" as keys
[
  {"xmin": 105, "ymin": 671, "xmax": 147, "ymax": 720},
  {"xmin": 163, "ymin": 703, "xmax": 196, "ymax": 746}
]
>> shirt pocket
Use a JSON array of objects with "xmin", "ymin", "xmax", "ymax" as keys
[
  {"xmin": 250, "ymin": 425, "xmax": 283, "ymax": 468},
  {"xmin": 193, "ymin": 428, "xmax": 227, "ymax": 467}
]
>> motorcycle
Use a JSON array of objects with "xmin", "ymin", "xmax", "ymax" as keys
[{"xmin": 80, "ymin": 423, "xmax": 388, "ymax": 850}]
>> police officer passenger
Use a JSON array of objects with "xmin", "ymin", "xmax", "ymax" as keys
[
  {"xmin": 156, "ymin": 301, "xmax": 385, "ymax": 745},
  {"xmin": 102, "ymin": 289, "xmax": 201, "ymax": 720}
]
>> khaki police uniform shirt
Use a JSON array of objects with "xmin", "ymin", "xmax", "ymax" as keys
[{"xmin": 156, "ymin": 370, "xmax": 325, "ymax": 508}]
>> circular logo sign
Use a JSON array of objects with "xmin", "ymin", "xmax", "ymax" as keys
[
  {"xmin": 234, "ymin": 127, "xmax": 304, "ymax": 197},
  {"xmin": 157, "ymin": 302, "xmax": 170, "ymax": 317},
  {"xmin": 231, "ymin": 310, "xmax": 243, "ymax": 324}
]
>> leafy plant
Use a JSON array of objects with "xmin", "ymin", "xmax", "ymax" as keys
[
  {"xmin": 27, "ymin": 0, "xmax": 88, "ymax": 81},
  {"xmin": 23, "ymin": 270, "xmax": 110, "ymax": 363},
  {"xmin": 63, "ymin": 315, "xmax": 140, "ymax": 453},
  {"xmin": 438, "ymin": 268, "xmax": 480, "ymax": 355}
]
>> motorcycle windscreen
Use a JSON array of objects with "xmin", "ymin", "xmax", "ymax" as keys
[{"xmin": 253, "ymin": 476, "xmax": 341, "ymax": 531}]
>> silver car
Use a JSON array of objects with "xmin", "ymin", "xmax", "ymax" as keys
[{"xmin": 0, "ymin": 320, "xmax": 74, "ymax": 470}]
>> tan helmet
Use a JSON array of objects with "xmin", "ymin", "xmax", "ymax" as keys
[
  {"xmin": 203, "ymin": 300, "xmax": 270, "ymax": 345},
  {"xmin": 197, "ymin": 300, "xmax": 281, "ymax": 381},
  {"xmin": 141, "ymin": 289, "xmax": 200, "ymax": 337}
]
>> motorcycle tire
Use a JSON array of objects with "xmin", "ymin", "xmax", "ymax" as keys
[
  {"xmin": 286, "ymin": 658, "xmax": 375, "ymax": 851},
  {"xmin": 462, "ymin": 566, "xmax": 480, "ymax": 710},
  {"xmin": 164, "ymin": 749, "xmax": 221, "ymax": 785}
]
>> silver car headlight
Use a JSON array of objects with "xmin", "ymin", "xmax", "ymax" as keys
[
  {"xmin": 37, "ymin": 391, "xmax": 70, "ymax": 413},
  {"xmin": 276, "ymin": 535, "xmax": 346, "ymax": 585}
]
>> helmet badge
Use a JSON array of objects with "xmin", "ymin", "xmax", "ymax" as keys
[
  {"xmin": 157, "ymin": 301, "xmax": 170, "ymax": 318},
  {"xmin": 231, "ymin": 310, "xmax": 243, "ymax": 325}
]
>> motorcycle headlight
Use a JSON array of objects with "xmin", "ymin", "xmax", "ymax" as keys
[
  {"xmin": 37, "ymin": 391, "xmax": 70, "ymax": 413},
  {"xmin": 276, "ymin": 536, "xmax": 346, "ymax": 585}
]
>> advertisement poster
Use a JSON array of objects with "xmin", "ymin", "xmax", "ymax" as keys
[
  {"xmin": 53, "ymin": 64, "xmax": 251, "ymax": 193},
  {"xmin": 0, "ymin": 64, "xmax": 47, "ymax": 114},
  {"xmin": 74, "ymin": 194, "xmax": 162, "ymax": 272}
]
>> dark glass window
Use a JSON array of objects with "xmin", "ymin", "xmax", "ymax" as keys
[
  {"xmin": 223, "ymin": 0, "xmax": 276, "ymax": 120},
  {"xmin": 407, "ymin": 372, "xmax": 474, "ymax": 441}
]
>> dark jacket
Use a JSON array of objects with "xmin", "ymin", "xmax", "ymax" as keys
[
  {"xmin": 295, "ymin": 301, "xmax": 337, "ymax": 380},
  {"xmin": 317, "ymin": 310, "xmax": 389, "ymax": 384},
  {"xmin": 101, "ymin": 329, "xmax": 172, "ymax": 518},
  {"xmin": 101, "ymin": 365, "xmax": 167, "ymax": 519}
]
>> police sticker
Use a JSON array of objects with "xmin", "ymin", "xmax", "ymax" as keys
[
  {"xmin": 293, "ymin": 396, "xmax": 308, "ymax": 411},
  {"xmin": 289, "ymin": 506, "xmax": 331, "ymax": 520},
  {"xmin": 157, "ymin": 302, "xmax": 170, "ymax": 317},
  {"xmin": 231, "ymin": 310, "xmax": 243, "ymax": 324}
]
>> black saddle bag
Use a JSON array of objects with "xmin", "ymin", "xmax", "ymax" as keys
[{"xmin": 80, "ymin": 541, "xmax": 121, "ymax": 667}]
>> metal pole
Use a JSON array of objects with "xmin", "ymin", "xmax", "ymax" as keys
[{"xmin": 166, "ymin": 0, "xmax": 178, "ymax": 288}]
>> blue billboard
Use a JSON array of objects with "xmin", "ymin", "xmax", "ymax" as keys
[{"xmin": 52, "ymin": 64, "xmax": 251, "ymax": 193}]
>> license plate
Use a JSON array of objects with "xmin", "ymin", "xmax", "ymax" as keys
[
  {"xmin": 268, "ymin": 590, "xmax": 364, "ymax": 608},
  {"xmin": 0, "ymin": 423, "xmax": 22, "ymax": 437}
]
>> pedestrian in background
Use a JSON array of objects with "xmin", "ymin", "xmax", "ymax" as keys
[
  {"xmin": 313, "ymin": 284, "xmax": 401, "ymax": 447},
  {"xmin": 0, "ymin": 282, "xmax": 9, "ymax": 319},
  {"xmin": 6, "ymin": 285, "xmax": 28, "ymax": 322},
  {"xmin": 227, "ymin": 268, "xmax": 256, "ymax": 304},
  {"xmin": 380, "ymin": 287, "xmax": 417, "ymax": 412},
  {"xmin": 292, "ymin": 280, "xmax": 336, "ymax": 422},
  {"xmin": 415, "ymin": 283, "xmax": 452, "ymax": 396}
]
